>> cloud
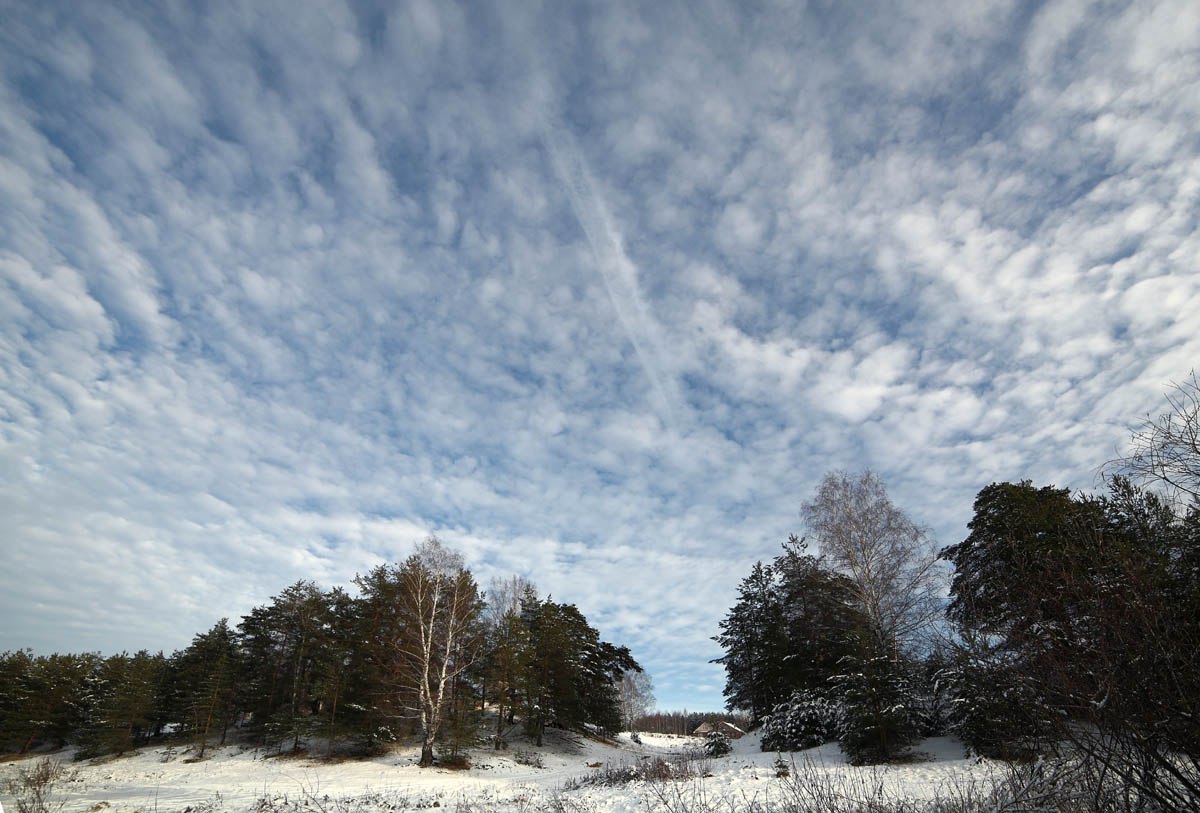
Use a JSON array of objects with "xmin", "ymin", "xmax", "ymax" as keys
[
  {"xmin": 542, "ymin": 122, "xmax": 685, "ymax": 431},
  {"xmin": 0, "ymin": 0, "xmax": 1196, "ymax": 711}
]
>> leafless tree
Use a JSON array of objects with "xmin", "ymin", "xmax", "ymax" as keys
[
  {"xmin": 397, "ymin": 538, "xmax": 483, "ymax": 767},
  {"xmin": 617, "ymin": 670, "xmax": 655, "ymax": 732},
  {"xmin": 801, "ymin": 470, "xmax": 943, "ymax": 654},
  {"xmin": 1109, "ymin": 372, "xmax": 1200, "ymax": 504},
  {"xmin": 485, "ymin": 574, "xmax": 535, "ymax": 747}
]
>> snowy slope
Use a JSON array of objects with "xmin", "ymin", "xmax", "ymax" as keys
[{"xmin": 0, "ymin": 732, "xmax": 1000, "ymax": 812}]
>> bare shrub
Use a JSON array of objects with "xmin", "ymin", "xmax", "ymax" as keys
[
  {"xmin": 563, "ymin": 749, "xmax": 713, "ymax": 790},
  {"xmin": 1, "ymin": 758, "xmax": 77, "ymax": 813},
  {"xmin": 513, "ymin": 748, "xmax": 544, "ymax": 768}
]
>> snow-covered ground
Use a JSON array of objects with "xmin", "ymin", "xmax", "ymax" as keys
[{"xmin": 0, "ymin": 732, "xmax": 1002, "ymax": 812}]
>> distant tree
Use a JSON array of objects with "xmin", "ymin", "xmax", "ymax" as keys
[{"xmin": 618, "ymin": 670, "xmax": 655, "ymax": 732}]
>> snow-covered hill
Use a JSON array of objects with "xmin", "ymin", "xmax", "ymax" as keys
[{"xmin": 0, "ymin": 731, "xmax": 1001, "ymax": 812}]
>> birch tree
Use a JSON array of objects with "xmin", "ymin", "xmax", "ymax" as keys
[
  {"xmin": 618, "ymin": 670, "xmax": 655, "ymax": 732},
  {"xmin": 397, "ymin": 538, "xmax": 483, "ymax": 767},
  {"xmin": 802, "ymin": 470, "xmax": 942, "ymax": 654}
]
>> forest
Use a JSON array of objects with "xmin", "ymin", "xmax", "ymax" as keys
[
  {"xmin": 0, "ymin": 540, "xmax": 644, "ymax": 769},
  {"xmin": 713, "ymin": 375, "xmax": 1200, "ymax": 810}
]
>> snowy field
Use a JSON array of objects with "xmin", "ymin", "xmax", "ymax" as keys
[{"xmin": 0, "ymin": 732, "xmax": 1004, "ymax": 812}]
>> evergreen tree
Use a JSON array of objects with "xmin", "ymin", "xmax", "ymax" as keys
[
  {"xmin": 482, "ymin": 575, "xmax": 534, "ymax": 748},
  {"xmin": 172, "ymin": 620, "xmax": 240, "ymax": 757},
  {"xmin": 518, "ymin": 593, "xmax": 638, "ymax": 743},
  {"xmin": 9, "ymin": 653, "xmax": 98, "ymax": 752},
  {"xmin": 73, "ymin": 653, "xmax": 163, "ymax": 758},
  {"xmin": 712, "ymin": 561, "xmax": 789, "ymax": 723},
  {"xmin": 354, "ymin": 562, "xmax": 419, "ymax": 749},
  {"xmin": 0, "ymin": 650, "xmax": 36, "ymax": 752},
  {"xmin": 714, "ymin": 539, "xmax": 864, "ymax": 726},
  {"xmin": 237, "ymin": 581, "xmax": 331, "ymax": 751},
  {"xmin": 831, "ymin": 645, "xmax": 921, "ymax": 765},
  {"xmin": 774, "ymin": 538, "xmax": 865, "ymax": 691},
  {"xmin": 941, "ymin": 633, "xmax": 1051, "ymax": 759},
  {"xmin": 759, "ymin": 687, "xmax": 843, "ymax": 752}
]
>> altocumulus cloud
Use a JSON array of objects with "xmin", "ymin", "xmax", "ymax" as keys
[{"xmin": 1, "ymin": 0, "xmax": 1197, "ymax": 710}]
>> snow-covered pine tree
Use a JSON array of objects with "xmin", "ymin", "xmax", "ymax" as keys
[
  {"xmin": 759, "ymin": 687, "xmax": 843, "ymax": 751},
  {"xmin": 831, "ymin": 649, "xmax": 920, "ymax": 765}
]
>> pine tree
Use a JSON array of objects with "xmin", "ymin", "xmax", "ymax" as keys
[
  {"xmin": 237, "ymin": 581, "xmax": 331, "ymax": 751},
  {"xmin": 518, "ymin": 593, "xmax": 638, "ymax": 743},
  {"xmin": 482, "ymin": 576, "xmax": 534, "ymax": 748},
  {"xmin": 831, "ymin": 646, "xmax": 920, "ymax": 765},
  {"xmin": 714, "ymin": 539, "xmax": 865, "ymax": 726},
  {"xmin": 172, "ymin": 621, "xmax": 239, "ymax": 757},
  {"xmin": 712, "ymin": 561, "xmax": 789, "ymax": 723}
]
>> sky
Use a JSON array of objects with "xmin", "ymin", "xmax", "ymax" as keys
[{"xmin": 1, "ymin": 0, "xmax": 1197, "ymax": 712}]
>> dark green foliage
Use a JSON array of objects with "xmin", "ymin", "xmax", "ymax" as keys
[
  {"xmin": 74, "ymin": 651, "xmax": 165, "ymax": 759},
  {"xmin": 941, "ymin": 637, "xmax": 1052, "ymax": 760},
  {"xmin": 943, "ymin": 473, "xmax": 1200, "ymax": 808},
  {"xmin": 353, "ymin": 563, "xmax": 421, "ymax": 746},
  {"xmin": 519, "ymin": 592, "xmax": 639, "ymax": 743},
  {"xmin": 759, "ymin": 688, "xmax": 842, "ymax": 752},
  {"xmin": 1, "ymin": 551, "xmax": 640, "ymax": 763},
  {"xmin": 713, "ymin": 538, "xmax": 863, "ymax": 725},
  {"xmin": 941, "ymin": 481, "xmax": 1102, "ymax": 643},
  {"xmin": 832, "ymin": 652, "xmax": 921, "ymax": 765},
  {"xmin": 703, "ymin": 729, "xmax": 732, "ymax": 756},
  {"xmin": 236, "ymin": 581, "xmax": 333, "ymax": 751},
  {"xmin": 0, "ymin": 652, "xmax": 98, "ymax": 752},
  {"xmin": 913, "ymin": 646, "xmax": 952, "ymax": 738},
  {"xmin": 167, "ymin": 620, "xmax": 240, "ymax": 757},
  {"xmin": 712, "ymin": 560, "xmax": 788, "ymax": 723}
]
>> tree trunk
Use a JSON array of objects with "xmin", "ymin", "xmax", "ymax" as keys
[
  {"xmin": 419, "ymin": 737, "xmax": 435, "ymax": 767},
  {"xmin": 496, "ymin": 697, "xmax": 505, "ymax": 748}
]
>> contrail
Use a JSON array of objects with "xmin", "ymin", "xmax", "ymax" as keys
[{"xmin": 542, "ymin": 122, "xmax": 684, "ymax": 432}]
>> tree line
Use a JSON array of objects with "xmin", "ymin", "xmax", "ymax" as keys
[
  {"xmin": 632, "ymin": 710, "xmax": 753, "ymax": 737},
  {"xmin": 0, "ymin": 539, "xmax": 641, "ymax": 767},
  {"xmin": 714, "ymin": 375, "xmax": 1200, "ymax": 809}
]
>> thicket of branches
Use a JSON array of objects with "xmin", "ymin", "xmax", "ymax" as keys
[{"xmin": 0, "ymin": 538, "xmax": 641, "ymax": 765}]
